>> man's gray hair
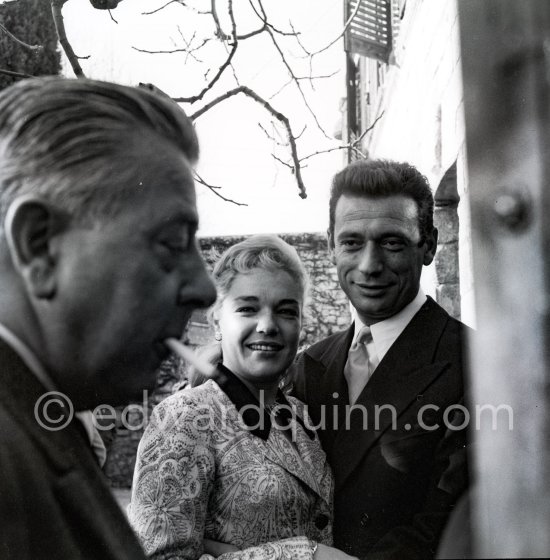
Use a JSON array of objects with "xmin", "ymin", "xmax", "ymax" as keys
[{"xmin": 0, "ymin": 76, "xmax": 199, "ymax": 230}]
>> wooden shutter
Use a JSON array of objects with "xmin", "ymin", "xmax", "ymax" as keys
[{"xmin": 344, "ymin": 0, "xmax": 392, "ymax": 63}]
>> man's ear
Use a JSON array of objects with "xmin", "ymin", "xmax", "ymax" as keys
[
  {"xmin": 423, "ymin": 227, "xmax": 438, "ymax": 266},
  {"xmin": 4, "ymin": 196, "xmax": 64, "ymax": 299},
  {"xmin": 327, "ymin": 228, "xmax": 336, "ymax": 265}
]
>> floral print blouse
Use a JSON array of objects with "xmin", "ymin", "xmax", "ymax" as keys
[{"xmin": 128, "ymin": 365, "xmax": 333, "ymax": 560}]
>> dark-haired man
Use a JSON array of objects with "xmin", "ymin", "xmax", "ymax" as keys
[
  {"xmin": 0, "ymin": 77, "xmax": 216, "ymax": 559},
  {"xmin": 292, "ymin": 159, "xmax": 470, "ymax": 559}
]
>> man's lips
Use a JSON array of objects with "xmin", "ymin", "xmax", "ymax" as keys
[
  {"xmin": 353, "ymin": 282, "xmax": 392, "ymax": 294},
  {"xmin": 354, "ymin": 282, "xmax": 391, "ymax": 289}
]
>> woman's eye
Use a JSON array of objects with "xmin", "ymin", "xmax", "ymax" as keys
[
  {"xmin": 236, "ymin": 306, "xmax": 255, "ymax": 313},
  {"xmin": 279, "ymin": 308, "xmax": 299, "ymax": 317}
]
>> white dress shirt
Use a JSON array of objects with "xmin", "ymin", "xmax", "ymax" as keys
[{"xmin": 350, "ymin": 289, "xmax": 428, "ymax": 371}]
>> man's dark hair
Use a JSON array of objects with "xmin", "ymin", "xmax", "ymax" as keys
[{"xmin": 328, "ymin": 159, "xmax": 435, "ymax": 243}]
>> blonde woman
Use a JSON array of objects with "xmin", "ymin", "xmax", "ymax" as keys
[{"xmin": 128, "ymin": 235, "xmax": 356, "ymax": 560}]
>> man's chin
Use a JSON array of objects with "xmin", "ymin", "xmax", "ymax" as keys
[{"xmin": 354, "ymin": 301, "xmax": 396, "ymax": 323}]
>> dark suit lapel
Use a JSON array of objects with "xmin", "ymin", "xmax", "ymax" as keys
[
  {"xmin": 307, "ymin": 326, "xmax": 353, "ymax": 404},
  {"xmin": 304, "ymin": 327, "xmax": 353, "ymax": 452},
  {"xmin": 0, "ymin": 339, "xmax": 91, "ymax": 470},
  {"xmin": 332, "ymin": 298, "xmax": 452, "ymax": 488}
]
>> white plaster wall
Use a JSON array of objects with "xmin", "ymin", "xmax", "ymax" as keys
[{"xmin": 361, "ymin": 0, "xmax": 475, "ymax": 326}]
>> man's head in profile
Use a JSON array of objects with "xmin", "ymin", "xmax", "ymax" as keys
[{"xmin": 0, "ymin": 77, "xmax": 217, "ymax": 409}]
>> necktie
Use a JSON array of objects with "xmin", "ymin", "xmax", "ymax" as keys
[{"xmin": 344, "ymin": 325, "xmax": 378, "ymax": 404}]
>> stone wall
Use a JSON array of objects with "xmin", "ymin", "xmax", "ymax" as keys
[
  {"xmin": 103, "ymin": 232, "xmax": 351, "ymax": 488},
  {"xmin": 434, "ymin": 162, "xmax": 461, "ymax": 319}
]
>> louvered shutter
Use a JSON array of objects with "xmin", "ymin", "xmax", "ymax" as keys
[{"xmin": 344, "ymin": 0, "xmax": 392, "ymax": 63}]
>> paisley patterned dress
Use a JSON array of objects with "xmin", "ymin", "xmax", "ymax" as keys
[{"xmin": 128, "ymin": 365, "xmax": 333, "ymax": 560}]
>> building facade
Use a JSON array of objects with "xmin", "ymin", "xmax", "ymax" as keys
[{"xmin": 344, "ymin": 0, "xmax": 474, "ymax": 325}]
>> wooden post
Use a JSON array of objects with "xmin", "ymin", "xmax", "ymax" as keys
[{"xmin": 458, "ymin": 1, "xmax": 550, "ymax": 557}]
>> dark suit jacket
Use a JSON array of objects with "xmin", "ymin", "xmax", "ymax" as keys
[
  {"xmin": 292, "ymin": 297, "xmax": 470, "ymax": 560},
  {"xmin": 0, "ymin": 339, "xmax": 147, "ymax": 560}
]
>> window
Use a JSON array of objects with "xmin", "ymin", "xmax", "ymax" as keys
[
  {"xmin": 343, "ymin": 0, "xmax": 408, "ymax": 156},
  {"xmin": 344, "ymin": 0, "xmax": 407, "ymax": 63}
]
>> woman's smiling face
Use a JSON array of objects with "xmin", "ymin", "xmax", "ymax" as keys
[{"xmin": 215, "ymin": 267, "xmax": 303, "ymax": 391}]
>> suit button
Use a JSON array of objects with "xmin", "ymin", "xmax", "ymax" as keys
[
  {"xmin": 315, "ymin": 514, "xmax": 329, "ymax": 530},
  {"xmin": 360, "ymin": 513, "xmax": 371, "ymax": 527}
]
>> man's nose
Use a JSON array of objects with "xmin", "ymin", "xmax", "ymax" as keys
[
  {"xmin": 178, "ymin": 256, "xmax": 217, "ymax": 309},
  {"xmin": 357, "ymin": 241, "xmax": 384, "ymax": 275}
]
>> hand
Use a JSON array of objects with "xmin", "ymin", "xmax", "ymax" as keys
[
  {"xmin": 203, "ymin": 538, "xmax": 240, "ymax": 556},
  {"xmin": 313, "ymin": 543, "xmax": 358, "ymax": 560},
  {"xmin": 187, "ymin": 343, "xmax": 223, "ymax": 388}
]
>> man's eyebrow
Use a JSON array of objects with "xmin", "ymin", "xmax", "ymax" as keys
[
  {"xmin": 163, "ymin": 211, "xmax": 198, "ymax": 225},
  {"xmin": 336, "ymin": 229, "xmax": 363, "ymax": 238},
  {"xmin": 155, "ymin": 213, "xmax": 198, "ymax": 233}
]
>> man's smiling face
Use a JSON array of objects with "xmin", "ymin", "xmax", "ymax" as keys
[{"xmin": 329, "ymin": 194, "xmax": 437, "ymax": 325}]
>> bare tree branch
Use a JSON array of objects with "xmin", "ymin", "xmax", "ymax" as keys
[
  {"xmin": 190, "ymin": 85, "xmax": 307, "ymax": 199},
  {"xmin": 0, "ymin": 68, "xmax": 33, "ymax": 79},
  {"xmin": 300, "ymin": 112, "xmax": 385, "ymax": 163},
  {"xmin": 174, "ymin": 0, "xmax": 238, "ymax": 104},
  {"xmin": 211, "ymin": 0, "xmax": 267, "ymax": 41},
  {"xmin": 142, "ymin": 0, "xmax": 184, "ymax": 15},
  {"xmin": 258, "ymin": 122, "xmax": 286, "ymax": 147},
  {"xmin": 194, "ymin": 172, "xmax": 247, "ymax": 206},
  {"xmin": 51, "ymin": 0, "xmax": 87, "ymax": 77},
  {"xmin": 133, "ymin": 29, "xmax": 211, "ymax": 60},
  {"xmin": 53, "ymin": 0, "xmax": 345, "ymax": 201},
  {"xmin": 271, "ymin": 153, "xmax": 294, "ymax": 170},
  {"xmin": 269, "ymin": 70, "xmax": 339, "ymax": 100},
  {"xmin": 305, "ymin": 0, "xmax": 363, "ymax": 59},
  {"xmin": 288, "ymin": 20, "xmax": 310, "ymax": 56},
  {"xmin": 255, "ymin": 0, "xmax": 330, "ymax": 139},
  {"xmin": 133, "ymin": 45, "xmax": 193, "ymax": 54},
  {"xmin": 0, "ymin": 22, "xmax": 43, "ymax": 51},
  {"xmin": 247, "ymin": 0, "xmax": 301, "ymax": 38}
]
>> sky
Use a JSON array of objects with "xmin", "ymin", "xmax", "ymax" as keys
[{"xmin": 57, "ymin": 0, "xmax": 346, "ymax": 238}]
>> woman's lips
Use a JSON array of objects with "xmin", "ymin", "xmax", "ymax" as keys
[{"xmin": 246, "ymin": 342, "xmax": 284, "ymax": 352}]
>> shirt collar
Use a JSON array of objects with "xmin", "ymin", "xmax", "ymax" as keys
[
  {"xmin": 211, "ymin": 363, "xmax": 314, "ymax": 441},
  {"xmin": 352, "ymin": 289, "xmax": 427, "ymax": 363}
]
